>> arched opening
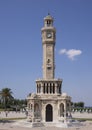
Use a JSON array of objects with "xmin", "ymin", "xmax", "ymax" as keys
[
  {"xmin": 59, "ymin": 84, "xmax": 61, "ymax": 94},
  {"xmin": 43, "ymin": 84, "xmax": 45, "ymax": 93},
  {"xmin": 46, "ymin": 104, "xmax": 53, "ymax": 122},
  {"xmin": 50, "ymin": 85, "xmax": 52, "ymax": 93},
  {"xmin": 60, "ymin": 103, "xmax": 64, "ymax": 117}
]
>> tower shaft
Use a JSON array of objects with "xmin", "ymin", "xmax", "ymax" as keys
[
  {"xmin": 41, "ymin": 15, "xmax": 56, "ymax": 79},
  {"xmin": 42, "ymin": 42, "xmax": 55, "ymax": 79},
  {"xmin": 36, "ymin": 14, "xmax": 62, "ymax": 95}
]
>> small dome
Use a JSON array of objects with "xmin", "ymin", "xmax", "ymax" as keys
[
  {"xmin": 62, "ymin": 93, "xmax": 68, "ymax": 97},
  {"xmin": 31, "ymin": 93, "xmax": 36, "ymax": 97},
  {"xmin": 44, "ymin": 14, "xmax": 53, "ymax": 21}
]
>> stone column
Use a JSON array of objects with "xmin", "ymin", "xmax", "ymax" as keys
[
  {"xmin": 64, "ymin": 100, "xmax": 67, "ymax": 118},
  {"xmin": 45, "ymin": 83, "xmax": 47, "ymax": 94},
  {"xmin": 55, "ymin": 83, "xmax": 57, "ymax": 94},
  {"xmin": 41, "ymin": 103, "xmax": 45, "ymax": 122},
  {"xmin": 55, "ymin": 85, "xmax": 57, "ymax": 94},
  {"xmin": 32, "ymin": 102, "xmax": 35, "ymax": 122},
  {"xmin": 48, "ymin": 84, "xmax": 50, "ymax": 94},
  {"xmin": 41, "ymin": 83, "xmax": 43, "ymax": 94},
  {"xmin": 51, "ymin": 83, "xmax": 53, "ymax": 94}
]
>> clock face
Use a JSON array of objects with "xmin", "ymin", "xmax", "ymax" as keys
[{"xmin": 47, "ymin": 32, "xmax": 52, "ymax": 38}]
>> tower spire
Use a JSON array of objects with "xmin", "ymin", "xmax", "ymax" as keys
[{"xmin": 48, "ymin": 12, "xmax": 50, "ymax": 15}]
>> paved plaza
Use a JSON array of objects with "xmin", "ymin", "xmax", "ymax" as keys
[
  {"xmin": 0, "ymin": 112, "xmax": 92, "ymax": 130},
  {"xmin": 0, "ymin": 120, "xmax": 92, "ymax": 130}
]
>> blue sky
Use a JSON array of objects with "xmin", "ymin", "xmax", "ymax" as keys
[{"xmin": 0, "ymin": 0, "xmax": 92, "ymax": 106}]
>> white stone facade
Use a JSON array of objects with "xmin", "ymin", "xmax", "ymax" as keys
[{"xmin": 27, "ymin": 14, "xmax": 71, "ymax": 126}]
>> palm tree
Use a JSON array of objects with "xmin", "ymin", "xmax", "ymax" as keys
[{"xmin": 0, "ymin": 88, "xmax": 13, "ymax": 110}]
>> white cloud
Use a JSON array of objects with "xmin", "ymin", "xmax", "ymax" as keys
[
  {"xmin": 59, "ymin": 49, "xmax": 67, "ymax": 54},
  {"xmin": 59, "ymin": 49, "xmax": 82, "ymax": 60}
]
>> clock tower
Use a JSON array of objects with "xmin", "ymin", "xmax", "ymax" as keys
[
  {"xmin": 27, "ymin": 14, "xmax": 71, "ymax": 126},
  {"xmin": 41, "ymin": 14, "xmax": 56, "ymax": 79}
]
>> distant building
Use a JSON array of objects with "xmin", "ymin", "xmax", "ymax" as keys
[{"xmin": 27, "ymin": 14, "xmax": 71, "ymax": 127}]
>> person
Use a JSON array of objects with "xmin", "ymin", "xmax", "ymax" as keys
[
  {"xmin": 5, "ymin": 111, "xmax": 8, "ymax": 117},
  {"xmin": 25, "ymin": 111, "xmax": 28, "ymax": 116}
]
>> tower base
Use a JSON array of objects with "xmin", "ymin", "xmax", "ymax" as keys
[{"xmin": 12, "ymin": 118, "xmax": 83, "ymax": 128}]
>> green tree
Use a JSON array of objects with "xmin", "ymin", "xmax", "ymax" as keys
[
  {"xmin": 73, "ymin": 102, "xmax": 84, "ymax": 108},
  {"xmin": 0, "ymin": 88, "xmax": 13, "ymax": 110},
  {"xmin": 78, "ymin": 102, "xmax": 84, "ymax": 108}
]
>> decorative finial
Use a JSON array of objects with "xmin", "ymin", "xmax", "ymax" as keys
[{"xmin": 48, "ymin": 12, "xmax": 50, "ymax": 15}]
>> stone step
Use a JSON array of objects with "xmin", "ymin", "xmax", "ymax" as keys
[{"xmin": 32, "ymin": 122, "xmax": 44, "ymax": 127}]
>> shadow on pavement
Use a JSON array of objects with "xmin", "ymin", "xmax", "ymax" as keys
[{"xmin": 0, "ymin": 119, "xmax": 15, "ymax": 124}]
